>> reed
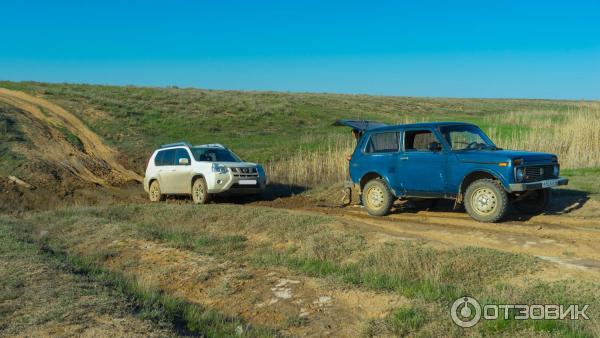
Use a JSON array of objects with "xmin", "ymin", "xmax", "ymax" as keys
[{"xmin": 267, "ymin": 102, "xmax": 600, "ymax": 187}]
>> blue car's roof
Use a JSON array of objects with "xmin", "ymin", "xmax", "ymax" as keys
[{"xmin": 367, "ymin": 121, "xmax": 477, "ymax": 132}]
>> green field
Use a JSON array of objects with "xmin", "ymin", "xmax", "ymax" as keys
[
  {"xmin": 0, "ymin": 81, "xmax": 591, "ymax": 170},
  {"xmin": 1, "ymin": 82, "xmax": 599, "ymax": 337}
]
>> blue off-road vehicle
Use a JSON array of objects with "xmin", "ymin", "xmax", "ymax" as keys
[{"xmin": 335, "ymin": 120, "xmax": 569, "ymax": 222}]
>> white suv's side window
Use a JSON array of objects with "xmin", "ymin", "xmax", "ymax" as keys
[
  {"xmin": 155, "ymin": 149, "xmax": 177, "ymax": 166},
  {"xmin": 174, "ymin": 148, "xmax": 191, "ymax": 165},
  {"xmin": 154, "ymin": 150, "xmax": 166, "ymax": 166}
]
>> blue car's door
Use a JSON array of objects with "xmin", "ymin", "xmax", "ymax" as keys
[
  {"xmin": 354, "ymin": 130, "xmax": 402, "ymax": 193},
  {"xmin": 396, "ymin": 128, "xmax": 447, "ymax": 195}
]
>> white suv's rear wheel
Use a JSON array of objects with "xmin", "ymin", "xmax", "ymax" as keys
[
  {"xmin": 149, "ymin": 181, "xmax": 164, "ymax": 202},
  {"xmin": 192, "ymin": 178, "xmax": 210, "ymax": 204}
]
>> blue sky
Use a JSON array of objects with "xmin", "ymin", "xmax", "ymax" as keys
[{"xmin": 1, "ymin": 0, "xmax": 599, "ymax": 99}]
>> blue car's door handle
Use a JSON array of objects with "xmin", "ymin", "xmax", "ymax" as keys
[{"xmin": 400, "ymin": 157, "xmax": 409, "ymax": 160}]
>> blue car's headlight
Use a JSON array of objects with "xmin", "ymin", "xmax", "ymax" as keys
[
  {"xmin": 212, "ymin": 163, "xmax": 229, "ymax": 174},
  {"xmin": 515, "ymin": 167, "xmax": 524, "ymax": 182},
  {"xmin": 553, "ymin": 164, "xmax": 560, "ymax": 177}
]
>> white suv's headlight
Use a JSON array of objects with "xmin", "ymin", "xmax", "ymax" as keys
[
  {"xmin": 256, "ymin": 165, "xmax": 265, "ymax": 176},
  {"xmin": 515, "ymin": 167, "xmax": 524, "ymax": 182},
  {"xmin": 553, "ymin": 164, "xmax": 559, "ymax": 177},
  {"xmin": 212, "ymin": 163, "xmax": 229, "ymax": 174}
]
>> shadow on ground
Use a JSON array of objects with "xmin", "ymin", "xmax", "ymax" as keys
[
  {"xmin": 212, "ymin": 183, "xmax": 309, "ymax": 205},
  {"xmin": 388, "ymin": 188, "xmax": 591, "ymax": 222}
]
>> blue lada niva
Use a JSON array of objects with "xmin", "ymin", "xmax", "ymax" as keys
[{"xmin": 335, "ymin": 120, "xmax": 568, "ymax": 222}]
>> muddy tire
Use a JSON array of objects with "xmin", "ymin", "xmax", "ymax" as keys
[
  {"xmin": 148, "ymin": 180, "xmax": 164, "ymax": 202},
  {"xmin": 514, "ymin": 189, "xmax": 550, "ymax": 215},
  {"xmin": 464, "ymin": 179, "xmax": 508, "ymax": 223},
  {"xmin": 363, "ymin": 179, "xmax": 393, "ymax": 216},
  {"xmin": 192, "ymin": 177, "xmax": 210, "ymax": 204}
]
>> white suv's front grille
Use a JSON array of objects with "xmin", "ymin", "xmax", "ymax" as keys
[{"xmin": 231, "ymin": 167, "xmax": 259, "ymax": 178}]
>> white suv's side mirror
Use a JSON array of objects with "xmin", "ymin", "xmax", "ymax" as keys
[{"xmin": 178, "ymin": 158, "xmax": 190, "ymax": 165}]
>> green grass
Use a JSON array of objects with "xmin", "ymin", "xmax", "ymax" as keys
[
  {"xmin": 58, "ymin": 126, "xmax": 85, "ymax": 151},
  {"xmin": 5, "ymin": 203, "xmax": 597, "ymax": 336},
  {"xmin": 284, "ymin": 314, "xmax": 310, "ymax": 328},
  {"xmin": 251, "ymin": 243, "xmax": 539, "ymax": 302},
  {"xmin": 0, "ymin": 225, "xmax": 178, "ymax": 336},
  {"xmin": 364, "ymin": 306, "xmax": 427, "ymax": 337},
  {"xmin": 0, "ymin": 218, "xmax": 276, "ymax": 338},
  {"xmin": 0, "ymin": 81, "xmax": 590, "ymax": 172},
  {"xmin": 0, "ymin": 104, "xmax": 28, "ymax": 176},
  {"xmin": 562, "ymin": 167, "xmax": 600, "ymax": 197}
]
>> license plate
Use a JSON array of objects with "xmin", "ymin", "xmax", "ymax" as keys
[
  {"xmin": 239, "ymin": 179, "xmax": 257, "ymax": 185},
  {"xmin": 541, "ymin": 179, "xmax": 560, "ymax": 188}
]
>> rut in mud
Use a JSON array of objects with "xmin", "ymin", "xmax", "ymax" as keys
[
  {"xmin": 251, "ymin": 193, "xmax": 600, "ymax": 279},
  {"xmin": 0, "ymin": 88, "xmax": 144, "ymax": 211},
  {"xmin": 0, "ymin": 88, "xmax": 141, "ymax": 186},
  {"xmin": 102, "ymin": 238, "xmax": 409, "ymax": 337}
]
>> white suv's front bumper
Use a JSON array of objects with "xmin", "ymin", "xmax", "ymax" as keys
[{"xmin": 206, "ymin": 170, "xmax": 266, "ymax": 195}]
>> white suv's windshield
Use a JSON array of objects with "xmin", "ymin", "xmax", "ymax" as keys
[
  {"xmin": 191, "ymin": 147, "xmax": 242, "ymax": 162},
  {"xmin": 440, "ymin": 125, "xmax": 497, "ymax": 150}
]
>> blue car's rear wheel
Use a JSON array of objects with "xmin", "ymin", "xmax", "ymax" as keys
[{"xmin": 363, "ymin": 179, "xmax": 393, "ymax": 216}]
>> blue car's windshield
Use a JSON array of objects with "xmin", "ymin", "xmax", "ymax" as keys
[
  {"xmin": 191, "ymin": 147, "xmax": 242, "ymax": 162},
  {"xmin": 439, "ymin": 125, "xmax": 497, "ymax": 151}
]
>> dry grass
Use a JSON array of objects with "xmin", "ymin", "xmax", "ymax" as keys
[
  {"xmin": 5, "ymin": 204, "xmax": 598, "ymax": 337},
  {"xmin": 267, "ymin": 102, "xmax": 600, "ymax": 188},
  {"xmin": 265, "ymin": 135, "xmax": 353, "ymax": 188},
  {"xmin": 486, "ymin": 102, "xmax": 600, "ymax": 169}
]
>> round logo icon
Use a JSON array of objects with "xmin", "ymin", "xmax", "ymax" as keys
[{"xmin": 451, "ymin": 296, "xmax": 481, "ymax": 328}]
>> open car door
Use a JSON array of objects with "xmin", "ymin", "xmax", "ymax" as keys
[{"xmin": 332, "ymin": 120, "xmax": 388, "ymax": 132}]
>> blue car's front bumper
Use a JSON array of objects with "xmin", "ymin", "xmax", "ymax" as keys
[{"xmin": 508, "ymin": 177, "xmax": 569, "ymax": 192}]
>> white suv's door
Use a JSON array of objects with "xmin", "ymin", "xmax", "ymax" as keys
[
  {"xmin": 157, "ymin": 149, "xmax": 178, "ymax": 193},
  {"xmin": 170, "ymin": 148, "xmax": 193, "ymax": 193},
  {"xmin": 158, "ymin": 148, "xmax": 193, "ymax": 194}
]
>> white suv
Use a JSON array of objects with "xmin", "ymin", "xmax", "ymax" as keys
[{"xmin": 144, "ymin": 142, "xmax": 267, "ymax": 203}]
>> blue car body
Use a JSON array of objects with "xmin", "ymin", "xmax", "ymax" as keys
[{"xmin": 343, "ymin": 121, "xmax": 568, "ymax": 201}]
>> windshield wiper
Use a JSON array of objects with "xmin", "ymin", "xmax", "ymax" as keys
[{"xmin": 482, "ymin": 144, "xmax": 502, "ymax": 150}]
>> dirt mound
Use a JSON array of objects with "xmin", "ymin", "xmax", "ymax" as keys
[{"xmin": 0, "ymin": 88, "xmax": 143, "ymax": 212}]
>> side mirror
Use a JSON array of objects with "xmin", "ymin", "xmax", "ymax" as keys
[
  {"xmin": 427, "ymin": 141, "xmax": 442, "ymax": 152},
  {"xmin": 178, "ymin": 158, "xmax": 190, "ymax": 165}
]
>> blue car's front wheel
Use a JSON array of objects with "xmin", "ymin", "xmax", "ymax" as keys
[
  {"xmin": 363, "ymin": 178, "xmax": 394, "ymax": 216},
  {"xmin": 464, "ymin": 179, "xmax": 508, "ymax": 222}
]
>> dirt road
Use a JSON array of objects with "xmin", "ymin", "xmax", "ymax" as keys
[{"xmin": 253, "ymin": 195, "xmax": 600, "ymax": 280}]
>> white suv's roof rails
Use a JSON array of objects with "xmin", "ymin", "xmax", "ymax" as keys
[
  {"xmin": 195, "ymin": 143, "xmax": 226, "ymax": 149},
  {"xmin": 160, "ymin": 141, "xmax": 192, "ymax": 149}
]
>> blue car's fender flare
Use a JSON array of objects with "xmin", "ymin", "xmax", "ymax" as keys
[
  {"xmin": 458, "ymin": 168, "xmax": 511, "ymax": 194},
  {"xmin": 358, "ymin": 171, "xmax": 399, "ymax": 197}
]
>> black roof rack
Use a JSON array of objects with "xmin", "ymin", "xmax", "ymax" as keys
[{"xmin": 160, "ymin": 141, "xmax": 192, "ymax": 149}]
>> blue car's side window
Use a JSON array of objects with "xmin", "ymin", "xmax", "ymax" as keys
[
  {"xmin": 364, "ymin": 132, "xmax": 400, "ymax": 154},
  {"xmin": 404, "ymin": 130, "xmax": 438, "ymax": 152}
]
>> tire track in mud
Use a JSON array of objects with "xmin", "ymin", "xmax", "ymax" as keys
[
  {"xmin": 97, "ymin": 238, "xmax": 409, "ymax": 337},
  {"xmin": 255, "ymin": 198, "xmax": 600, "ymax": 278},
  {"xmin": 0, "ymin": 87, "xmax": 141, "ymax": 186}
]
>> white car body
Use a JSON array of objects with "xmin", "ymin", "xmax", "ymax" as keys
[{"xmin": 143, "ymin": 143, "xmax": 266, "ymax": 197}]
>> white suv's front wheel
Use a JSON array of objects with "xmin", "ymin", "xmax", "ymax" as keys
[
  {"xmin": 192, "ymin": 178, "xmax": 210, "ymax": 204},
  {"xmin": 149, "ymin": 181, "xmax": 164, "ymax": 202}
]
